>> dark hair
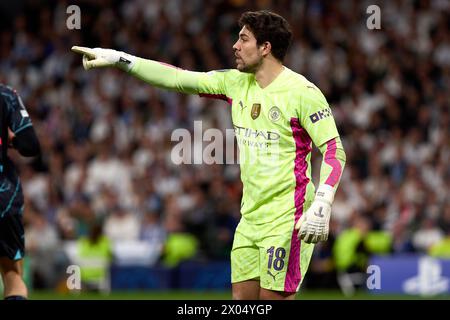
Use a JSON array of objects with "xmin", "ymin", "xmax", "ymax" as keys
[{"xmin": 238, "ymin": 10, "xmax": 293, "ymax": 62}]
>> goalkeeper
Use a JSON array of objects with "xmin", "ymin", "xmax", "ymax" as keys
[{"xmin": 72, "ymin": 10, "xmax": 346, "ymax": 300}]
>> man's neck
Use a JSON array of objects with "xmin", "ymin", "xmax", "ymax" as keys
[{"xmin": 254, "ymin": 59, "xmax": 284, "ymax": 89}]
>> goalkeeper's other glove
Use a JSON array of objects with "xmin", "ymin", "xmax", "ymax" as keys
[
  {"xmin": 295, "ymin": 184, "xmax": 335, "ymax": 244},
  {"xmin": 71, "ymin": 46, "xmax": 136, "ymax": 72}
]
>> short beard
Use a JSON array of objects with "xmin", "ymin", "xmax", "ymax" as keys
[{"xmin": 238, "ymin": 58, "xmax": 262, "ymax": 74}]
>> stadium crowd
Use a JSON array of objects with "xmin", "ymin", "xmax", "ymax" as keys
[{"xmin": 0, "ymin": 0, "xmax": 448, "ymax": 289}]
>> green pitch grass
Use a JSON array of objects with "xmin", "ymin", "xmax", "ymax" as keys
[{"xmin": 28, "ymin": 290, "xmax": 450, "ymax": 300}]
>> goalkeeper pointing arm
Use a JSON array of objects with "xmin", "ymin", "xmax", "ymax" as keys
[
  {"xmin": 71, "ymin": 10, "xmax": 346, "ymax": 300},
  {"xmin": 71, "ymin": 46, "xmax": 229, "ymax": 96}
]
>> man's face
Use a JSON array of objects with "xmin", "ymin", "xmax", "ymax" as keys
[{"xmin": 232, "ymin": 26, "xmax": 263, "ymax": 73}]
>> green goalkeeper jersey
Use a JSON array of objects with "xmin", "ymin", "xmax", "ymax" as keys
[{"xmin": 130, "ymin": 60, "xmax": 342, "ymax": 225}]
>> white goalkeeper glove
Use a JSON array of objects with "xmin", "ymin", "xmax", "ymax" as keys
[
  {"xmin": 295, "ymin": 184, "xmax": 335, "ymax": 244},
  {"xmin": 71, "ymin": 46, "xmax": 137, "ymax": 72}
]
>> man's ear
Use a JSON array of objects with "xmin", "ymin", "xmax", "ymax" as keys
[{"xmin": 260, "ymin": 41, "xmax": 272, "ymax": 57}]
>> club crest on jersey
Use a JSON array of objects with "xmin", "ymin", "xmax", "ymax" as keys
[
  {"xmin": 251, "ymin": 103, "xmax": 261, "ymax": 120},
  {"xmin": 268, "ymin": 106, "xmax": 281, "ymax": 122}
]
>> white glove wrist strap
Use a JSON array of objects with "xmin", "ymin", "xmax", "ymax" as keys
[
  {"xmin": 315, "ymin": 184, "xmax": 335, "ymax": 205},
  {"xmin": 116, "ymin": 52, "xmax": 137, "ymax": 72}
]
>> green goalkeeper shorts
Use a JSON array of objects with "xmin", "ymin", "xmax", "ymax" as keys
[{"xmin": 231, "ymin": 209, "xmax": 315, "ymax": 293}]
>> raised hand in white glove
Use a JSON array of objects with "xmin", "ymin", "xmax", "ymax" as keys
[
  {"xmin": 295, "ymin": 184, "xmax": 335, "ymax": 244},
  {"xmin": 71, "ymin": 46, "xmax": 136, "ymax": 72}
]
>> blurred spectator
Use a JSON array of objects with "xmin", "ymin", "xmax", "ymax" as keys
[
  {"xmin": 412, "ymin": 217, "xmax": 444, "ymax": 253},
  {"xmin": 76, "ymin": 222, "xmax": 112, "ymax": 292},
  {"xmin": 391, "ymin": 221, "xmax": 415, "ymax": 254},
  {"xmin": 162, "ymin": 209, "xmax": 199, "ymax": 268},
  {"xmin": 429, "ymin": 229, "xmax": 450, "ymax": 258},
  {"xmin": 139, "ymin": 209, "xmax": 166, "ymax": 256},
  {"xmin": 333, "ymin": 214, "xmax": 391, "ymax": 296},
  {"xmin": 25, "ymin": 203, "xmax": 61, "ymax": 289},
  {"xmin": 333, "ymin": 215, "xmax": 373, "ymax": 274},
  {"xmin": 103, "ymin": 204, "xmax": 140, "ymax": 243}
]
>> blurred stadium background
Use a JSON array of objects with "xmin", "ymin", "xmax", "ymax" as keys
[{"xmin": 0, "ymin": 0, "xmax": 448, "ymax": 299}]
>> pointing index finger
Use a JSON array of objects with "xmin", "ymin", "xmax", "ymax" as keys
[{"xmin": 71, "ymin": 46, "xmax": 95, "ymax": 58}]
